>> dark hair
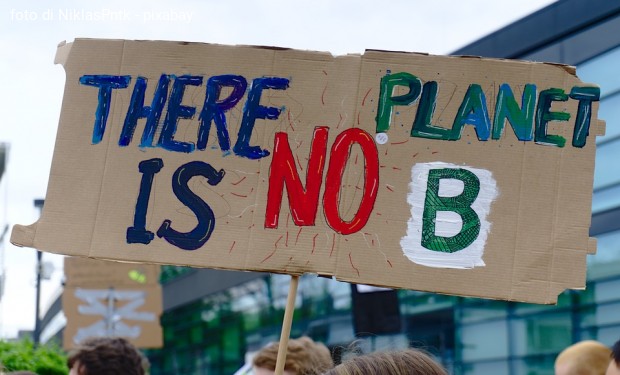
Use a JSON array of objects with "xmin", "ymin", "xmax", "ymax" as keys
[
  {"xmin": 612, "ymin": 339, "xmax": 620, "ymax": 365},
  {"xmin": 67, "ymin": 337, "xmax": 147, "ymax": 375},
  {"xmin": 322, "ymin": 349, "xmax": 447, "ymax": 375}
]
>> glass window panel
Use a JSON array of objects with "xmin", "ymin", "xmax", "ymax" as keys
[
  {"xmin": 592, "ymin": 184, "xmax": 620, "ymax": 213},
  {"xmin": 514, "ymin": 291, "xmax": 571, "ymax": 315},
  {"xmin": 591, "ymin": 231, "xmax": 620, "ymax": 265},
  {"xmin": 459, "ymin": 320, "xmax": 507, "ymax": 361},
  {"xmin": 592, "ymin": 302, "xmax": 620, "ymax": 326},
  {"xmin": 593, "ymin": 139, "xmax": 620, "ymax": 189},
  {"xmin": 578, "ymin": 45, "xmax": 620, "ymax": 98},
  {"xmin": 596, "ymin": 92, "xmax": 620, "ymax": 144},
  {"xmin": 460, "ymin": 360, "xmax": 509, "ymax": 375},
  {"xmin": 512, "ymin": 356, "xmax": 556, "ymax": 375},
  {"xmin": 592, "ymin": 279, "xmax": 620, "ymax": 304},
  {"xmin": 588, "ymin": 233, "xmax": 620, "ymax": 280},
  {"xmin": 594, "ymin": 325, "xmax": 620, "ymax": 346},
  {"xmin": 511, "ymin": 313, "xmax": 572, "ymax": 356},
  {"xmin": 459, "ymin": 300, "xmax": 507, "ymax": 324}
]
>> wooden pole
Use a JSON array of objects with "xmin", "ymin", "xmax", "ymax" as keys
[{"xmin": 274, "ymin": 275, "xmax": 300, "ymax": 375}]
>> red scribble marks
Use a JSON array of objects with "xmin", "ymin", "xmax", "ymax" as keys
[
  {"xmin": 384, "ymin": 148, "xmax": 388, "ymax": 156},
  {"xmin": 392, "ymin": 167, "xmax": 402, "ymax": 171},
  {"xmin": 412, "ymin": 152, "xmax": 419, "ymax": 158},
  {"xmin": 380, "ymin": 165, "xmax": 387, "ymax": 168},
  {"xmin": 349, "ymin": 252, "xmax": 360, "ymax": 276},
  {"xmin": 376, "ymin": 212, "xmax": 382, "ymax": 216},
  {"xmin": 387, "ymin": 259, "xmax": 393, "ymax": 268},
  {"xmin": 432, "ymin": 151, "xmax": 439, "ymax": 154},
  {"xmin": 322, "ymin": 70, "xmax": 327, "ymax": 75},
  {"xmin": 295, "ymin": 227, "xmax": 303, "ymax": 245},
  {"xmin": 229, "ymin": 241, "xmax": 236, "ymax": 253},
  {"xmin": 312, "ymin": 233, "xmax": 319, "ymax": 254},
  {"xmin": 361, "ymin": 88, "xmax": 372, "ymax": 106},
  {"xmin": 231, "ymin": 192, "xmax": 248, "ymax": 198},
  {"xmin": 330, "ymin": 233, "xmax": 336, "ymax": 257},
  {"xmin": 357, "ymin": 112, "xmax": 361, "ymax": 125},
  {"xmin": 321, "ymin": 85, "xmax": 327, "ymax": 105},
  {"xmin": 390, "ymin": 140, "xmax": 408, "ymax": 145},
  {"xmin": 248, "ymin": 223, "xmax": 255, "ymax": 229},
  {"xmin": 386, "ymin": 185, "xmax": 394, "ymax": 192},
  {"xmin": 296, "ymin": 154, "xmax": 303, "ymax": 171},
  {"xmin": 337, "ymin": 113, "xmax": 344, "ymax": 129},
  {"xmin": 285, "ymin": 231, "xmax": 289, "ymax": 247},
  {"xmin": 261, "ymin": 235, "xmax": 283, "ymax": 263},
  {"xmin": 231, "ymin": 176, "xmax": 246, "ymax": 186},
  {"xmin": 287, "ymin": 110, "xmax": 296, "ymax": 132},
  {"xmin": 355, "ymin": 154, "xmax": 358, "ymax": 165}
]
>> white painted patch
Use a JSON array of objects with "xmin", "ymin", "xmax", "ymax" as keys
[
  {"xmin": 375, "ymin": 132, "xmax": 388, "ymax": 144},
  {"xmin": 400, "ymin": 162, "xmax": 498, "ymax": 269}
]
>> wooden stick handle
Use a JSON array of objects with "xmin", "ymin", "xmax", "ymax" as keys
[{"xmin": 274, "ymin": 275, "xmax": 300, "ymax": 375}]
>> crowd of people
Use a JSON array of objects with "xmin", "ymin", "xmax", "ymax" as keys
[{"xmin": 2, "ymin": 335, "xmax": 620, "ymax": 374}]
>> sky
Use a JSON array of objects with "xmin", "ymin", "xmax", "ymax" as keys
[{"xmin": 0, "ymin": 0, "xmax": 557, "ymax": 339}]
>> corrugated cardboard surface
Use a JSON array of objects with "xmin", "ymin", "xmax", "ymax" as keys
[
  {"xmin": 63, "ymin": 257, "xmax": 162, "ymax": 348},
  {"xmin": 62, "ymin": 285, "xmax": 163, "ymax": 349},
  {"xmin": 12, "ymin": 39, "xmax": 603, "ymax": 304},
  {"xmin": 64, "ymin": 256, "xmax": 160, "ymax": 287}
]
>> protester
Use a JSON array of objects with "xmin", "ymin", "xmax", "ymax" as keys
[
  {"xmin": 322, "ymin": 348, "xmax": 447, "ymax": 375},
  {"xmin": 606, "ymin": 339, "xmax": 620, "ymax": 375},
  {"xmin": 555, "ymin": 340, "xmax": 611, "ymax": 375},
  {"xmin": 67, "ymin": 337, "xmax": 148, "ymax": 375},
  {"xmin": 252, "ymin": 336, "xmax": 333, "ymax": 375}
]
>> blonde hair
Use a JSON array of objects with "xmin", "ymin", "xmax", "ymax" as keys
[
  {"xmin": 252, "ymin": 336, "xmax": 333, "ymax": 375},
  {"xmin": 323, "ymin": 349, "xmax": 447, "ymax": 375},
  {"xmin": 554, "ymin": 340, "xmax": 611, "ymax": 375}
]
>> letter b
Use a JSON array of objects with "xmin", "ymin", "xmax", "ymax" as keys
[
  {"xmin": 422, "ymin": 168, "xmax": 480, "ymax": 252},
  {"xmin": 400, "ymin": 162, "xmax": 498, "ymax": 269}
]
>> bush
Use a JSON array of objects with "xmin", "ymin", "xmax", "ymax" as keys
[{"xmin": 0, "ymin": 339, "xmax": 67, "ymax": 375}]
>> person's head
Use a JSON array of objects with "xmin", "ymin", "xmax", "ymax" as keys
[
  {"xmin": 67, "ymin": 337, "xmax": 147, "ymax": 375},
  {"xmin": 554, "ymin": 340, "xmax": 611, "ymax": 375},
  {"xmin": 322, "ymin": 348, "xmax": 447, "ymax": 375},
  {"xmin": 606, "ymin": 339, "xmax": 620, "ymax": 375},
  {"xmin": 252, "ymin": 336, "xmax": 333, "ymax": 375}
]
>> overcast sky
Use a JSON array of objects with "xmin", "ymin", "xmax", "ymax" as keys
[{"xmin": 0, "ymin": 0, "xmax": 557, "ymax": 339}]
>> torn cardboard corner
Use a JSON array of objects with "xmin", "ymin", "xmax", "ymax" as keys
[{"xmin": 11, "ymin": 38, "xmax": 604, "ymax": 304}]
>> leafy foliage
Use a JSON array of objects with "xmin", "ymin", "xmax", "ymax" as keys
[{"xmin": 0, "ymin": 339, "xmax": 67, "ymax": 375}]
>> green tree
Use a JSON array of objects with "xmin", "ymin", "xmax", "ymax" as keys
[{"xmin": 0, "ymin": 339, "xmax": 67, "ymax": 375}]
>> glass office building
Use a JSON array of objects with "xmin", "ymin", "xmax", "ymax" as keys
[{"xmin": 36, "ymin": 1, "xmax": 620, "ymax": 374}]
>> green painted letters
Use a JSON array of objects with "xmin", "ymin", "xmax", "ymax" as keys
[
  {"xmin": 451, "ymin": 84, "xmax": 491, "ymax": 141},
  {"xmin": 492, "ymin": 84, "xmax": 536, "ymax": 141},
  {"xmin": 376, "ymin": 72, "xmax": 422, "ymax": 133},
  {"xmin": 422, "ymin": 168, "xmax": 481, "ymax": 253},
  {"xmin": 535, "ymin": 88, "xmax": 570, "ymax": 147}
]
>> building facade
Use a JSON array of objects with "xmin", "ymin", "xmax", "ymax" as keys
[{"xmin": 38, "ymin": 1, "xmax": 620, "ymax": 374}]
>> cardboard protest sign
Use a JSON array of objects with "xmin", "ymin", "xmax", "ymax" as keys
[
  {"xmin": 62, "ymin": 257, "xmax": 163, "ymax": 349},
  {"xmin": 12, "ymin": 39, "xmax": 604, "ymax": 304}
]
